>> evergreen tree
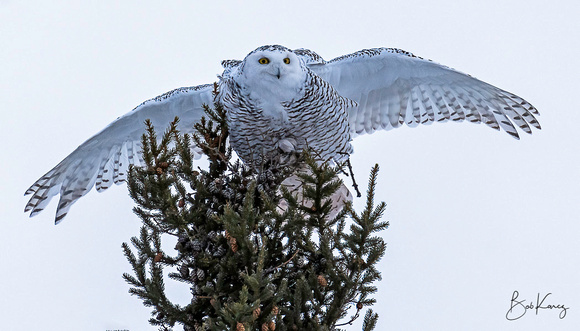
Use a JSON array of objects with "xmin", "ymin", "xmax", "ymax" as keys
[{"xmin": 123, "ymin": 89, "xmax": 388, "ymax": 330}]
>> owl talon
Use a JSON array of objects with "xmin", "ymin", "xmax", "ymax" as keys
[{"xmin": 277, "ymin": 138, "xmax": 297, "ymax": 153}]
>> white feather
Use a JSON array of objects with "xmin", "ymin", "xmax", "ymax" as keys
[
  {"xmin": 309, "ymin": 48, "xmax": 540, "ymax": 139},
  {"xmin": 25, "ymin": 45, "xmax": 540, "ymax": 223},
  {"xmin": 25, "ymin": 84, "xmax": 213, "ymax": 223}
]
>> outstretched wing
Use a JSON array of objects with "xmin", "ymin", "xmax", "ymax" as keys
[
  {"xmin": 309, "ymin": 48, "xmax": 540, "ymax": 138},
  {"xmin": 25, "ymin": 84, "xmax": 214, "ymax": 223}
]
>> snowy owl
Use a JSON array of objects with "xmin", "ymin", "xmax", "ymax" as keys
[{"xmin": 24, "ymin": 45, "xmax": 540, "ymax": 223}]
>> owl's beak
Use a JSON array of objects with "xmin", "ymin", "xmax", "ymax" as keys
[{"xmin": 275, "ymin": 67, "xmax": 281, "ymax": 79}]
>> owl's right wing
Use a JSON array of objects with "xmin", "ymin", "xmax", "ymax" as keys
[
  {"xmin": 308, "ymin": 48, "xmax": 540, "ymax": 139},
  {"xmin": 25, "ymin": 83, "xmax": 214, "ymax": 223}
]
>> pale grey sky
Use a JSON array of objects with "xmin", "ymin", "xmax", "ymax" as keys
[{"xmin": 2, "ymin": 1, "xmax": 579, "ymax": 330}]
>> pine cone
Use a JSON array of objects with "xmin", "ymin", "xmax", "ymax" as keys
[
  {"xmin": 271, "ymin": 306, "xmax": 279, "ymax": 316},
  {"xmin": 236, "ymin": 322, "xmax": 245, "ymax": 331},
  {"xmin": 179, "ymin": 266, "xmax": 189, "ymax": 278},
  {"xmin": 357, "ymin": 302, "xmax": 363, "ymax": 310},
  {"xmin": 262, "ymin": 323, "xmax": 269, "ymax": 331},
  {"xmin": 154, "ymin": 252, "xmax": 163, "ymax": 263},
  {"xmin": 213, "ymin": 245, "xmax": 226, "ymax": 257},
  {"xmin": 230, "ymin": 237, "xmax": 238, "ymax": 252},
  {"xmin": 317, "ymin": 274, "xmax": 327, "ymax": 287},
  {"xmin": 208, "ymin": 231, "xmax": 217, "ymax": 240},
  {"xmin": 253, "ymin": 307, "xmax": 261, "ymax": 319},
  {"xmin": 268, "ymin": 321, "xmax": 276, "ymax": 330},
  {"xmin": 191, "ymin": 239, "xmax": 203, "ymax": 252},
  {"xmin": 196, "ymin": 268, "xmax": 205, "ymax": 280}
]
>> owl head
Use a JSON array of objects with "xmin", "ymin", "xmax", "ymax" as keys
[{"xmin": 240, "ymin": 45, "xmax": 306, "ymax": 87}]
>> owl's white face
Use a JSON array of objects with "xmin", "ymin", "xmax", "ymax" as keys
[{"xmin": 240, "ymin": 48, "xmax": 306, "ymax": 101}]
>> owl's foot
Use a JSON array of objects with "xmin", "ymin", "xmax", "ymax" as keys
[{"xmin": 277, "ymin": 138, "xmax": 298, "ymax": 153}]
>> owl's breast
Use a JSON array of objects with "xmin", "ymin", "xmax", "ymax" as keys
[
  {"xmin": 219, "ymin": 72, "xmax": 354, "ymax": 166},
  {"xmin": 219, "ymin": 82, "xmax": 298, "ymax": 164}
]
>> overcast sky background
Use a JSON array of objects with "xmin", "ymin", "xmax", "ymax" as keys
[{"xmin": 2, "ymin": 1, "xmax": 579, "ymax": 330}]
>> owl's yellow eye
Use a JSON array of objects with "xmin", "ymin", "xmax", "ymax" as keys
[
  {"xmin": 258, "ymin": 58, "xmax": 269, "ymax": 64},
  {"xmin": 283, "ymin": 57, "xmax": 290, "ymax": 64}
]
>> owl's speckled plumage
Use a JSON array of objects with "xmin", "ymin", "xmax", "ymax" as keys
[
  {"xmin": 25, "ymin": 45, "xmax": 540, "ymax": 223},
  {"xmin": 219, "ymin": 45, "xmax": 354, "ymax": 165}
]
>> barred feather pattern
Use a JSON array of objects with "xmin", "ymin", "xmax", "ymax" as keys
[
  {"xmin": 313, "ymin": 47, "xmax": 540, "ymax": 139},
  {"xmin": 24, "ymin": 138, "xmax": 140, "ymax": 223},
  {"xmin": 219, "ymin": 67, "xmax": 354, "ymax": 166},
  {"xmin": 25, "ymin": 84, "xmax": 212, "ymax": 223},
  {"xmin": 25, "ymin": 45, "xmax": 540, "ymax": 223}
]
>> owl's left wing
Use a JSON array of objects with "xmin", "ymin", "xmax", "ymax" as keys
[{"xmin": 308, "ymin": 48, "xmax": 540, "ymax": 139}]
